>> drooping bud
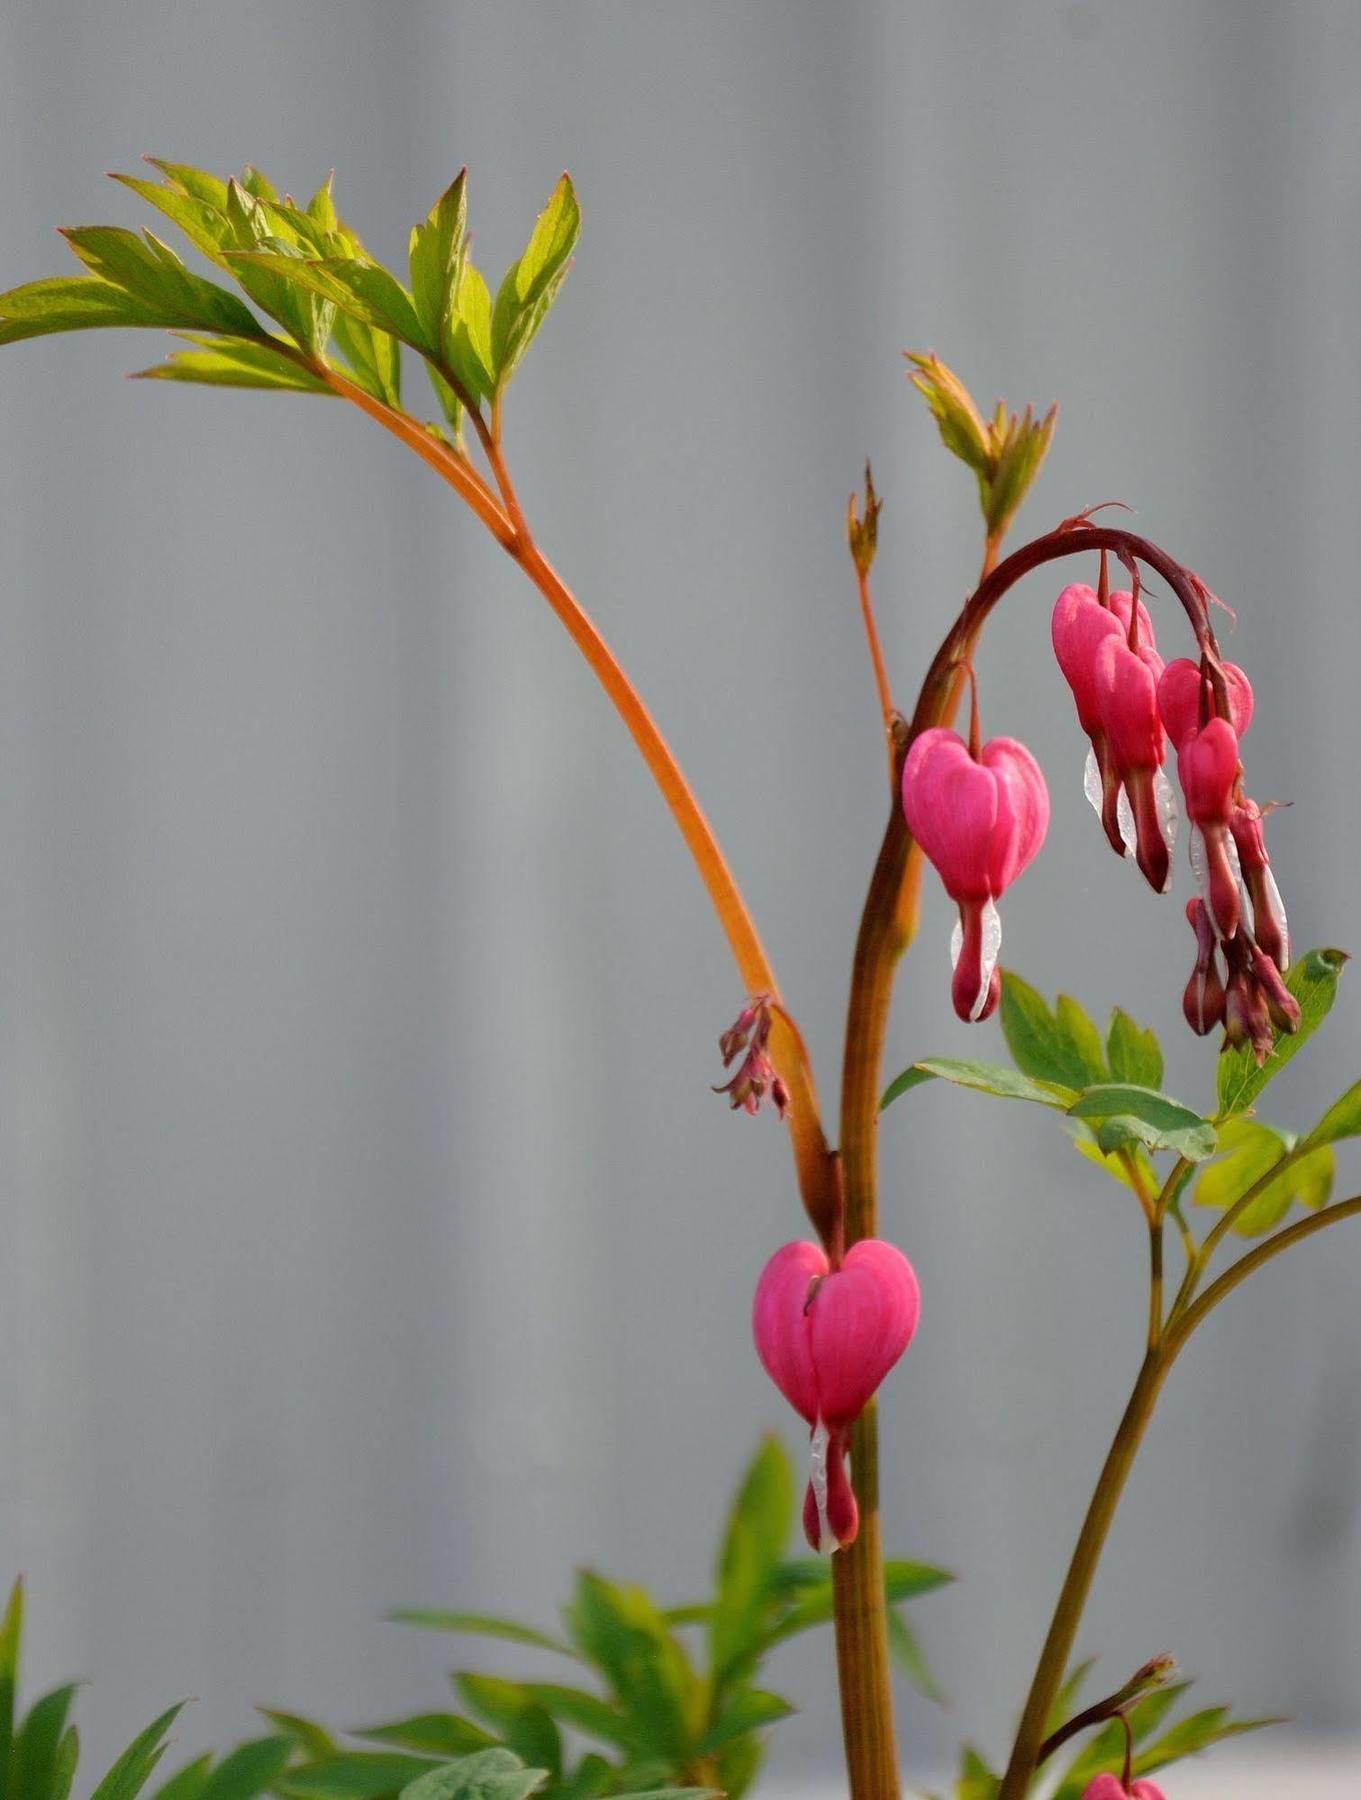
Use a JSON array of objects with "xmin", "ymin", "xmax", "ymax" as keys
[
  {"xmin": 1230, "ymin": 796, "xmax": 1290, "ymax": 972},
  {"xmin": 1081, "ymin": 1777, "xmax": 1165, "ymax": 1800},
  {"xmin": 1247, "ymin": 942, "xmax": 1301, "ymax": 1037},
  {"xmin": 753, "ymin": 1238, "xmax": 920, "ymax": 1552},
  {"xmin": 901, "ymin": 725, "xmax": 1049, "ymax": 1022},
  {"xmin": 1157, "ymin": 655, "xmax": 1254, "ymax": 750},
  {"xmin": 1222, "ymin": 931, "xmax": 1275, "ymax": 1064},
  {"xmin": 1183, "ymin": 899, "xmax": 1226, "ymax": 1036},
  {"xmin": 1178, "ymin": 718, "xmax": 1242, "ymax": 940}
]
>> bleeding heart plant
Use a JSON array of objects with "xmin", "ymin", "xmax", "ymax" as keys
[{"xmin": 3, "ymin": 169, "xmax": 1357, "ymax": 1800}]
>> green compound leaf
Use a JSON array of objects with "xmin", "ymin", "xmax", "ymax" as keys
[
  {"xmin": 1194, "ymin": 1117, "xmax": 1333, "ymax": 1237},
  {"xmin": 999, "ymin": 973, "xmax": 1107, "ymax": 1090},
  {"xmin": 1106, "ymin": 1007, "xmax": 1164, "ymax": 1090},
  {"xmin": 409, "ymin": 171, "xmax": 468, "ymax": 350},
  {"xmin": 1217, "ymin": 947, "xmax": 1350, "ymax": 1117},
  {"xmin": 881, "ymin": 1057, "xmax": 1076, "ymax": 1112},
  {"xmin": 1067, "ymin": 1085, "xmax": 1217, "ymax": 1162},
  {"xmin": 59, "ymin": 225, "xmax": 266, "ymax": 339},
  {"xmin": 490, "ymin": 174, "xmax": 579, "ymax": 388},
  {"xmin": 132, "ymin": 334, "xmax": 331, "ymax": 394}
]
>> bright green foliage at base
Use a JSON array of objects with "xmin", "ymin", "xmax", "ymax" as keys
[{"xmin": 264, "ymin": 1437, "xmax": 949, "ymax": 1800}]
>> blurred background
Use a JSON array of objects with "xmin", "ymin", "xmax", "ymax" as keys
[{"xmin": 2, "ymin": 1, "xmax": 1361, "ymax": 1792}]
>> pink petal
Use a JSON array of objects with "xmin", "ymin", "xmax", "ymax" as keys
[
  {"xmin": 982, "ymin": 736, "xmax": 1050, "ymax": 892},
  {"xmin": 752, "ymin": 1241, "xmax": 827, "ymax": 1424},
  {"xmin": 808, "ymin": 1239, "xmax": 921, "ymax": 1426}
]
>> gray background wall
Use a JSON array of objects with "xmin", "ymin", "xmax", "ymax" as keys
[{"xmin": 1, "ymin": 0, "xmax": 1360, "ymax": 1789}]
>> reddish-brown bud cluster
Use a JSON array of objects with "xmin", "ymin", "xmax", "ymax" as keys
[{"xmin": 714, "ymin": 994, "xmax": 790, "ymax": 1118}]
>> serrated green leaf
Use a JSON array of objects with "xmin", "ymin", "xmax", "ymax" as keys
[
  {"xmin": 109, "ymin": 172, "xmax": 236, "ymax": 269},
  {"xmin": 1194, "ymin": 1117, "xmax": 1333, "ymax": 1237},
  {"xmin": 999, "ymin": 973, "xmax": 1107, "ymax": 1089},
  {"xmin": 132, "ymin": 334, "xmax": 330, "ymax": 393},
  {"xmin": 904, "ymin": 353, "xmax": 991, "ymax": 476},
  {"xmin": 331, "ymin": 310, "xmax": 401, "ymax": 407},
  {"xmin": 695, "ymin": 1690, "xmax": 792, "ymax": 1756},
  {"xmin": 399, "ymin": 1748, "xmax": 547, "ymax": 1800},
  {"xmin": 882, "ymin": 1057, "xmax": 1076, "ymax": 1111},
  {"xmin": 144, "ymin": 160, "xmax": 231, "ymax": 209},
  {"xmin": 410, "ymin": 172, "xmax": 468, "ymax": 349},
  {"xmin": 1217, "ymin": 948, "xmax": 1350, "ymax": 1116},
  {"xmin": 710, "ymin": 1436, "xmax": 794, "ymax": 1688},
  {"xmin": 388, "ymin": 1611, "xmax": 577, "ymax": 1658},
  {"xmin": 984, "ymin": 404, "xmax": 1057, "ymax": 537},
  {"xmin": 226, "ymin": 251, "xmax": 425, "ymax": 355},
  {"xmin": 89, "ymin": 1703, "xmax": 189, "ymax": 1800},
  {"xmin": 221, "ymin": 180, "xmax": 327, "ymax": 352},
  {"xmin": 60, "ymin": 226, "xmax": 264, "ymax": 339},
  {"xmin": 562, "ymin": 1573, "xmax": 701, "ymax": 1761},
  {"xmin": 239, "ymin": 166, "xmax": 278, "ymax": 202},
  {"xmin": 1068, "ymin": 1085, "xmax": 1216, "ymax": 1161},
  {"xmin": 1106, "ymin": 1008, "xmax": 1164, "ymax": 1089},
  {"xmin": 0, "ymin": 275, "xmax": 186, "ymax": 345},
  {"xmin": 354, "ymin": 1714, "xmax": 495, "ymax": 1757},
  {"xmin": 449, "ymin": 263, "xmax": 496, "ymax": 402},
  {"xmin": 1300, "ymin": 1078, "xmax": 1361, "ymax": 1151},
  {"xmin": 490, "ymin": 175, "xmax": 579, "ymax": 387}
]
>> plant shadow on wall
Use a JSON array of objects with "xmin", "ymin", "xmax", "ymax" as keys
[{"xmin": 1, "ymin": 160, "xmax": 1358, "ymax": 1800}]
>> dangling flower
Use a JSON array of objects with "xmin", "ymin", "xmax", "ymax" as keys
[
  {"xmin": 1157, "ymin": 655, "xmax": 1254, "ymax": 750},
  {"xmin": 1080, "ymin": 1776, "xmax": 1165, "ymax": 1800},
  {"xmin": 1052, "ymin": 570, "xmax": 1174, "ymax": 890},
  {"xmin": 752, "ymin": 1239, "xmax": 920, "ymax": 1552},
  {"xmin": 901, "ymin": 681, "xmax": 1049, "ymax": 1022},
  {"xmin": 1177, "ymin": 717, "xmax": 1242, "ymax": 941}
]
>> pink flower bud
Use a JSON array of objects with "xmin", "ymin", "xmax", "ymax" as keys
[
  {"xmin": 901, "ymin": 727, "xmax": 1049, "ymax": 1022},
  {"xmin": 1230, "ymin": 797, "xmax": 1290, "ymax": 972},
  {"xmin": 1183, "ymin": 898, "xmax": 1226, "ymax": 1035},
  {"xmin": 1157, "ymin": 655, "xmax": 1254, "ymax": 750},
  {"xmin": 1222, "ymin": 931, "xmax": 1275, "ymax": 1064},
  {"xmin": 1052, "ymin": 583, "xmax": 1127, "ymax": 736},
  {"xmin": 1178, "ymin": 719, "xmax": 1242, "ymax": 940},
  {"xmin": 1081, "ymin": 1777, "xmax": 1165, "ymax": 1800},
  {"xmin": 753, "ymin": 1238, "xmax": 920, "ymax": 1552}
]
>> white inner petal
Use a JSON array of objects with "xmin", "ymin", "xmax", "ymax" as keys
[
  {"xmin": 1082, "ymin": 746, "xmax": 1103, "ymax": 818},
  {"xmin": 971, "ymin": 896, "xmax": 1003, "ymax": 1022},
  {"xmin": 1153, "ymin": 767, "xmax": 1179, "ymax": 887},
  {"xmin": 1116, "ymin": 785, "xmax": 1137, "ymax": 856},
  {"xmin": 1188, "ymin": 822, "xmax": 1209, "ymax": 911},
  {"xmin": 949, "ymin": 917, "xmax": 963, "ymax": 970},
  {"xmin": 1261, "ymin": 865, "xmax": 1290, "ymax": 967},
  {"xmin": 809, "ymin": 1417, "xmax": 836, "ymax": 1555}
]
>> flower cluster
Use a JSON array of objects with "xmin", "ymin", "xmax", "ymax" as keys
[
  {"xmin": 898, "ymin": 560, "xmax": 1296, "ymax": 1062},
  {"xmin": 752, "ymin": 1238, "xmax": 920, "ymax": 1551}
]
